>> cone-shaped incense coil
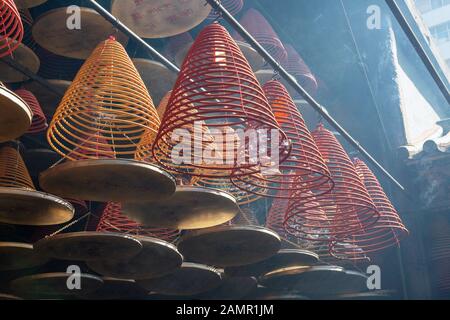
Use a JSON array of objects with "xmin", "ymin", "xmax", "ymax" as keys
[
  {"xmin": 0, "ymin": 0, "xmax": 23, "ymax": 58},
  {"xmin": 329, "ymin": 159, "xmax": 408, "ymax": 259},
  {"xmin": 151, "ymin": 23, "xmax": 289, "ymax": 178},
  {"xmin": 0, "ymin": 146, "xmax": 34, "ymax": 190},
  {"xmin": 285, "ymin": 125, "xmax": 379, "ymax": 240},
  {"xmin": 233, "ymin": 9, "xmax": 286, "ymax": 62},
  {"xmin": 97, "ymin": 202, "xmax": 180, "ymax": 243},
  {"xmin": 47, "ymin": 37, "xmax": 160, "ymax": 160},
  {"xmin": 208, "ymin": 0, "xmax": 243, "ymax": 19},
  {"xmin": 232, "ymin": 80, "xmax": 332, "ymax": 198},
  {"xmin": 283, "ymin": 44, "xmax": 317, "ymax": 93},
  {"xmin": 15, "ymin": 89, "xmax": 48, "ymax": 134}
]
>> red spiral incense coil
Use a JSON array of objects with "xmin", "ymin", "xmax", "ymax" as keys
[
  {"xmin": 208, "ymin": 0, "xmax": 244, "ymax": 19},
  {"xmin": 0, "ymin": 0, "xmax": 23, "ymax": 58},
  {"xmin": 97, "ymin": 202, "xmax": 180, "ymax": 243},
  {"xmin": 329, "ymin": 159, "xmax": 408, "ymax": 260},
  {"xmin": 15, "ymin": 89, "xmax": 48, "ymax": 134},
  {"xmin": 285, "ymin": 124, "xmax": 379, "ymax": 240},
  {"xmin": 151, "ymin": 23, "xmax": 290, "ymax": 178},
  {"xmin": 233, "ymin": 9, "xmax": 286, "ymax": 63},
  {"xmin": 283, "ymin": 44, "xmax": 318, "ymax": 93},
  {"xmin": 231, "ymin": 80, "xmax": 332, "ymax": 199}
]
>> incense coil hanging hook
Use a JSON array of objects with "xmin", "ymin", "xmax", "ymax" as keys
[
  {"xmin": 0, "ymin": 0, "xmax": 24, "ymax": 58},
  {"xmin": 15, "ymin": 89, "xmax": 48, "ymax": 134}
]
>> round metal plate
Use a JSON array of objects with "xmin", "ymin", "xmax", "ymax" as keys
[
  {"xmin": 0, "ymin": 42, "xmax": 40, "ymax": 83},
  {"xmin": 122, "ymin": 186, "xmax": 239, "ymax": 230},
  {"xmin": 22, "ymin": 80, "xmax": 71, "ymax": 118},
  {"xmin": 34, "ymin": 232, "xmax": 143, "ymax": 261},
  {"xmin": 32, "ymin": 7, "xmax": 128, "ymax": 59},
  {"xmin": 23, "ymin": 149, "xmax": 60, "ymax": 178},
  {"xmin": 0, "ymin": 188, "xmax": 74, "ymax": 226},
  {"xmin": 0, "ymin": 242, "xmax": 48, "ymax": 271},
  {"xmin": 82, "ymin": 278, "xmax": 148, "ymax": 300},
  {"xmin": 111, "ymin": 0, "xmax": 211, "ymax": 38},
  {"xmin": 196, "ymin": 276, "xmax": 257, "ymax": 300},
  {"xmin": 133, "ymin": 58, "xmax": 177, "ymax": 106},
  {"xmin": 11, "ymin": 272, "xmax": 103, "ymax": 298},
  {"xmin": 87, "ymin": 236, "xmax": 182, "ymax": 280},
  {"xmin": 236, "ymin": 41, "xmax": 265, "ymax": 72},
  {"xmin": 178, "ymin": 226, "xmax": 281, "ymax": 267},
  {"xmin": 225, "ymin": 249, "xmax": 319, "ymax": 277},
  {"xmin": 0, "ymin": 86, "xmax": 32, "ymax": 143},
  {"xmin": 39, "ymin": 159, "xmax": 176, "ymax": 202},
  {"xmin": 13, "ymin": 0, "xmax": 47, "ymax": 9},
  {"xmin": 137, "ymin": 263, "xmax": 222, "ymax": 296}
]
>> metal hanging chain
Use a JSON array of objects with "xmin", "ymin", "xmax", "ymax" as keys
[{"xmin": 45, "ymin": 211, "xmax": 92, "ymax": 238}]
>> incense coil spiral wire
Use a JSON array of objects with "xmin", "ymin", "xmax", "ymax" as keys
[
  {"xmin": 14, "ymin": 89, "xmax": 48, "ymax": 134},
  {"xmin": 329, "ymin": 159, "xmax": 408, "ymax": 260},
  {"xmin": 0, "ymin": 146, "xmax": 35, "ymax": 190},
  {"xmin": 96, "ymin": 202, "xmax": 180, "ymax": 243},
  {"xmin": 285, "ymin": 124, "xmax": 379, "ymax": 240},
  {"xmin": 233, "ymin": 9, "xmax": 287, "ymax": 63},
  {"xmin": 47, "ymin": 37, "xmax": 161, "ymax": 160},
  {"xmin": 231, "ymin": 80, "xmax": 332, "ymax": 199},
  {"xmin": 283, "ymin": 44, "xmax": 318, "ymax": 93},
  {"xmin": 0, "ymin": 0, "xmax": 23, "ymax": 58},
  {"xmin": 208, "ymin": 0, "xmax": 244, "ymax": 20},
  {"xmin": 151, "ymin": 23, "xmax": 290, "ymax": 178}
]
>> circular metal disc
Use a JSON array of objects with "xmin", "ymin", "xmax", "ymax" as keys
[
  {"xmin": 225, "ymin": 249, "xmax": 319, "ymax": 277},
  {"xmin": 87, "ymin": 236, "xmax": 182, "ymax": 280},
  {"xmin": 133, "ymin": 58, "xmax": 177, "ymax": 105},
  {"xmin": 23, "ymin": 149, "xmax": 60, "ymax": 178},
  {"xmin": 255, "ymin": 69, "xmax": 275, "ymax": 85},
  {"xmin": 122, "ymin": 186, "xmax": 239, "ymax": 230},
  {"xmin": 137, "ymin": 263, "xmax": 222, "ymax": 296},
  {"xmin": 0, "ymin": 242, "xmax": 49, "ymax": 271},
  {"xmin": 236, "ymin": 41, "xmax": 265, "ymax": 72},
  {"xmin": 260, "ymin": 265, "xmax": 364, "ymax": 296},
  {"xmin": 34, "ymin": 232, "xmax": 143, "ymax": 261},
  {"xmin": 0, "ymin": 86, "xmax": 32, "ymax": 143},
  {"xmin": 0, "ymin": 293, "xmax": 23, "ymax": 300},
  {"xmin": 178, "ymin": 226, "xmax": 281, "ymax": 267},
  {"xmin": 39, "ymin": 159, "xmax": 176, "ymax": 202},
  {"xmin": 111, "ymin": 0, "xmax": 211, "ymax": 39},
  {"xmin": 82, "ymin": 277, "xmax": 148, "ymax": 300},
  {"xmin": 22, "ymin": 80, "xmax": 71, "ymax": 118},
  {"xmin": 0, "ymin": 42, "xmax": 40, "ymax": 83},
  {"xmin": 196, "ymin": 276, "xmax": 257, "ymax": 300},
  {"xmin": 32, "ymin": 7, "xmax": 128, "ymax": 59},
  {"xmin": 13, "ymin": 0, "xmax": 47, "ymax": 9},
  {"xmin": 0, "ymin": 188, "xmax": 74, "ymax": 226},
  {"xmin": 11, "ymin": 272, "xmax": 103, "ymax": 298}
]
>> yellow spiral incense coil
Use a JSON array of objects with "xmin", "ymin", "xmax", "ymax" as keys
[
  {"xmin": 0, "ymin": 146, "xmax": 35, "ymax": 190},
  {"xmin": 47, "ymin": 37, "xmax": 160, "ymax": 160}
]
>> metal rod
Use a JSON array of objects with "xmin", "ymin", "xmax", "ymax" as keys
[
  {"xmin": 206, "ymin": 0, "xmax": 406, "ymax": 193},
  {"xmin": 385, "ymin": 0, "xmax": 450, "ymax": 105},
  {"xmin": 87, "ymin": 0, "xmax": 180, "ymax": 73}
]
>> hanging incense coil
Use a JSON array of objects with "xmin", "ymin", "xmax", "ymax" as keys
[
  {"xmin": 285, "ymin": 124, "xmax": 379, "ymax": 240},
  {"xmin": 97, "ymin": 202, "xmax": 180, "ymax": 243},
  {"xmin": 283, "ymin": 44, "xmax": 318, "ymax": 93},
  {"xmin": 41, "ymin": 37, "xmax": 176, "ymax": 202},
  {"xmin": 329, "ymin": 159, "xmax": 408, "ymax": 260},
  {"xmin": 151, "ymin": 23, "xmax": 290, "ymax": 178},
  {"xmin": 233, "ymin": 9, "xmax": 286, "ymax": 63},
  {"xmin": 35, "ymin": 45, "xmax": 83, "ymax": 81},
  {"xmin": 232, "ymin": 80, "xmax": 332, "ymax": 199},
  {"xmin": 0, "ymin": 0, "xmax": 23, "ymax": 58},
  {"xmin": 14, "ymin": 89, "xmax": 48, "ymax": 134},
  {"xmin": 208, "ymin": 0, "xmax": 244, "ymax": 19},
  {"xmin": 0, "ymin": 146, "xmax": 74, "ymax": 225}
]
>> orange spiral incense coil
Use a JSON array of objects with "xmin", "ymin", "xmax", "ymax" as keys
[
  {"xmin": 285, "ymin": 124, "xmax": 379, "ymax": 240},
  {"xmin": 47, "ymin": 37, "xmax": 160, "ymax": 160},
  {"xmin": 151, "ymin": 23, "xmax": 289, "ymax": 178},
  {"xmin": 233, "ymin": 9, "xmax": 286, "ymax": 63},
  {"xmin": 97, "ymin": 202, "xmax": 180, "ymax": 243},
  {"xmin": 232, "ymin": 80, "xmax": 332, "ymax": 199},
  {"xmin": 283, "ymin": 44, "xmax": 318, "ymax": 94},
  {"xmin": 15, "ymin": 89, "xmax": 48, "ymax": 134},
  {"xmin": 0, "ymin": 146, "xmax": 35, "ymax": 190},
  {"xmin": 329, "ymin": 159, "xmax": 408, "ymax": 260},
  {"xmin": 0, "ymin": 0, "xmax": 23, "ymax": 58}
]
